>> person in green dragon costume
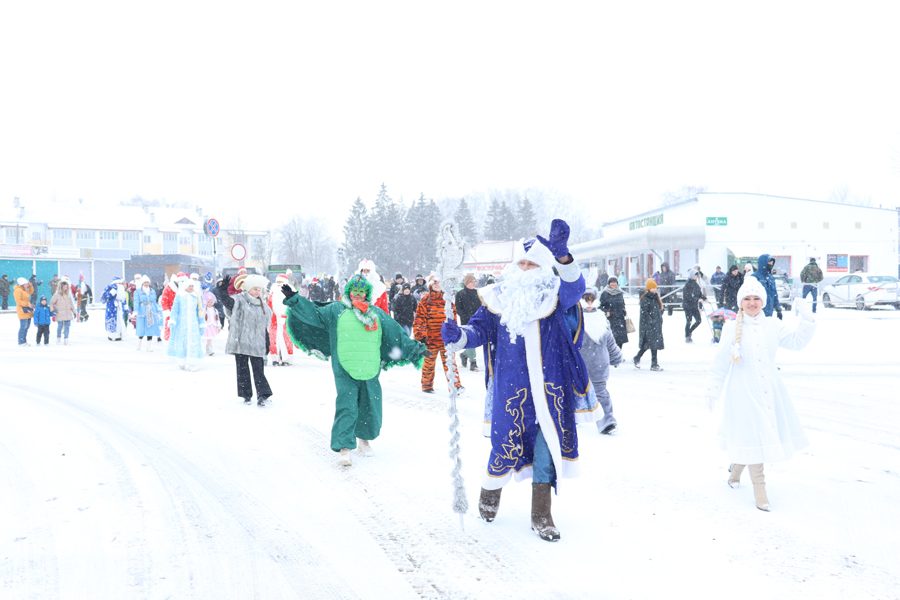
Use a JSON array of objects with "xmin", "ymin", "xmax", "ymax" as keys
[{"xmin": 281, "ymin": 274, "xmax": 429, "ymax": 466}]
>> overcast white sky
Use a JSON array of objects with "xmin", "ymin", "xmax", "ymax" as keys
[{"xmin": 2, "ymin": 1, "xmax": 899, "ymax": 237}]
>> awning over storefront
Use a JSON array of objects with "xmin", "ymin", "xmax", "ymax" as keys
[{"xmin": 571, "ymin": 226, "xmax": 707, "ymax": 260}]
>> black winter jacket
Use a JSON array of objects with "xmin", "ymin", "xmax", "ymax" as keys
[
  {"xmin": 721, "ymin": 271, "xmax": 743, "ymax": 311},
  {"xmin": 391, "ymin": 293, "xmax": 418, "ymax": 327},
  {"xmin": 681, "ymin": 278, "xmax": 707, "ymax": 309},
  {"xmin": 638, "ymin": 292, "xmax": 665, "ymax": 350},
  {"xmin": 599, "ymin": 290, "xmax": 629, "ymax": 346},
  {"xmin": 454, "ymin": 287, "xmax": 482, "ymax": 325}
]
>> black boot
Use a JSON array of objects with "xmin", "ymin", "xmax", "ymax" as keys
[
  {"xmin": 461, "ymin": 354, "xmax": 468, "ymax": 368},
  {"xmin": 531, "ymin": 483, "xmax": 560, "ymax": 541},
  {"xmin": 243, "ymin": 397, "xmax": 252, "ymax": 405},
  {"xmin": 257, "ymin": 396, "xmax": 270, "ymax": 407},
  {"xmin": 479, "ymin": 487, "xmax": 502, "ymax": 522},
  {"xmin": 470, "ymin": 360, "xmax": 479, "ymax": 372}
]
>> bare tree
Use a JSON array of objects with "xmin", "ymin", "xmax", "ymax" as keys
[
  {"xmin": 659, "ymin": 185, "xmax": 708, "ymax": 207},
  {"xmin": 828, "ymin": 183, "xmax": 873, "ymax": 207},
  {"xmin": 277, "ymin": 215, "xmax": 336, "ymax": 275}
]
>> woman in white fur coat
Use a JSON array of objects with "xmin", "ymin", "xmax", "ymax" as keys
[{"xmin": 706, "ymin": 277, "xmax": 816, "ymax": 512}]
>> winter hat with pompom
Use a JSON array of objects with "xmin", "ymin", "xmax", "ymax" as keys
[{"xmin": 737, "ymin": 277, "xmax": 767, "ymax": 307}]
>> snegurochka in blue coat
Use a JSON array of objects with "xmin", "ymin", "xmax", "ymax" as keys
[
  {"xmin": 442, "ymin": 219, "xmax": 598, "ymax": 543},
  {"xmin": 134, "ymin": 276, "xmax": 162, "ymax": 347}
]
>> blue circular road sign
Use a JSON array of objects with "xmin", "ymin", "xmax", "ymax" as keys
[{"xmin": 205, "ymin": 218, "xmax": 220, "ymax": 238}]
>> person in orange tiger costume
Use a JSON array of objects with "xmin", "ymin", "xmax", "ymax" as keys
[{"xmin": 414, "ymin": 275, "xmax": 463, "ymax": 394}]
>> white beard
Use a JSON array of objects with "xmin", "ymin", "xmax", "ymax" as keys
[{"xmin": 495, "ymin": 265, "xmax": 558, "ymax": 344}]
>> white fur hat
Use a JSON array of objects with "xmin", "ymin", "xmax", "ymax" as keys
[
  {"xmin": 737, "ymin": 276, "xmax": 767, "ymax": 307},
  {"xmin": 237, "ymin": 274, "xmax": 269, "ymax": 292},
  {"xmin": 139, "ymin": 275, "xmax": 151, "ymax": 286},
  {"xmin": 17, "ymin": 277, "xmax": 28, "ymax": 286},
  {"xmin": 190, "ymin": 272, "xmax": 200, "ymax": 280},
  {"xmin": 512, "ymin": 238, "xmax": 555, "ymax": 270},
  {"xmin": 178, "ymin": 278, "xmax": 198, "ymax": 293}
]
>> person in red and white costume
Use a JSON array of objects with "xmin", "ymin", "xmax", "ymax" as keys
[
  {"xmin": 267, "ymin": 273, "xmax": 295, "ymax": 366},
  {"xmin": 161, "ymin": 272, "xmax": 188, "ymax": 340},
  {"xmin": 356, "ymin": 259, "xmax": 389, "ymax": 313}
]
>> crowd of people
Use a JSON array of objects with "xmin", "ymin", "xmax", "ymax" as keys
[{"xmin": 4, "ymin": 238, "xmax": 820, "ymax": 542}]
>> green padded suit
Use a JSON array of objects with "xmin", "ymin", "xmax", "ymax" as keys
[{"xmin": 284, "ymin": 276, "xmax": 426, "ymax": 451}]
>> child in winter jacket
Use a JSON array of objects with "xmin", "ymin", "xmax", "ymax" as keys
[
  {"xmin": 706, "ymin": 277, "xmax": 816, "ymax": 512},
  {"xmin": 33, "ymin": 295, "xmax": 52, "ymax": 345},
  {"xmin": 203, "ymin": 294, "xmax": 220, "ymax": 356},
  {"xmin": 579, "ymin": 288, "xmax": 623, "ymax": 434}
]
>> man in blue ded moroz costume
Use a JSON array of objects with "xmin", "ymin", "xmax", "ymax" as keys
[{"xmin": 442, "ymin": 219, "xmax": 602, "ymax": 542}]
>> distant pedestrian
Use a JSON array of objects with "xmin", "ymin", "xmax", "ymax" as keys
[
  {"xmin": 29, "ymin": 274, "xmax": 43, "ymax": 305},
  {"xmin": 14, "ymin": 278, "xmax": 34, "ymax": 346},
  {"xmin": 33, "ymin": 295, "xmax": 52, "ymax": 345},
  {"xmin": 392, "ymin": 283, "xmax": 418, "ymax": 337},
  {"xmin": 710, "ymin": 266, "xmax": 725, "ymax": 308},
  {"xmin": 682, "ymin": 271, "xmax": 708, "ymax": 343},
  {"xmin": 722, "ymin": 265, "xmax": 743, "ymax": 312},
  {"xmin": 134, "ymin": 276, "xmax": 162, "ymax": 351},
  {"xmin": 454, "ymin": 274, "xmax": 481, "ymax": 372},
  {"xmin": 658, "ymin": 262, "xmax": 676, "ymax": 316},
  {"xmin": 633, "ymin": 279, "xmax": 664, "ymax": 371},
  {"xmin": 49, "ymin": 277, "xmax": 78, "ymax": 345},
  {"xmin": 0, "ymin": 274, "xmax": 10, "ymax": 310},
  {"xmin": 750, "ymin": 254, "xmax": 782, "ymax": 319},
  {"xmin": 799, "ymin": 258, "xmax": 823, "ymax": 313},
  {"xmin": 599, "ymin": 276, "xmax": 628, "ymax": 349}
]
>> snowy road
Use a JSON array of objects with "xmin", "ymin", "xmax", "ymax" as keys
[{"xmin": 1, "ymin": 304, "xmax": 899, "ymax": 599}]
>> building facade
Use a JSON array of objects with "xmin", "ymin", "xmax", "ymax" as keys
[{"xmin": 572, "ymin": 192, "xmax": 898, "ymax": 288}]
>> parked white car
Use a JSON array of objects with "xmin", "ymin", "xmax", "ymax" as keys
[{"xmin": 821, "ymin": 273, "xmax": 900, "ymax": 310}]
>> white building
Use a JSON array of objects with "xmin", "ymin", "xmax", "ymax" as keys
[
  {"xmin": 0, "ymin": 198, "xmax": 269, "ymax": 300},
  {"xmin": 571, "ymin": 192, "xmax": 898, "ymax": 288}
]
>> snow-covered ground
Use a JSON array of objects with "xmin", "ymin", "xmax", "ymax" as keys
[{"xmin": 1, "ymin": 302, "xmax": 899, "ymax": 600}]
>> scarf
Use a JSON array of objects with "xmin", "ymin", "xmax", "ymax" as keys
[
  {"xmin": 601, "ymin": 285, "xmax": 623, "ymax": 296},
  {"xmin": 341, "ymin": 296, "xmax": 378, "ymax": 331}
]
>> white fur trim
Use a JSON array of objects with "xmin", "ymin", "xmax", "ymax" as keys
[
  {"xmin": 238, "ymin": 274, "xmax": 269, "ymax": 291},
  {"xmin": 555, "ymin": 259, "xmax": 581, "ymax": 282}
]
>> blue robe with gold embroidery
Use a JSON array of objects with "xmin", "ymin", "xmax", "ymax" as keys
[{"xmin": 456, "ymin": 272, "xmax": 600, "ymax": 490}]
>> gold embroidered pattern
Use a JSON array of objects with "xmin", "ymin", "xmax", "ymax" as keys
[
  {"xmin": 545, "ymin": 382, "xmax": 574, "ymax": 454},
  {"xmin": 490, "ymin": 388, "xmax": 528, "ymax": 473}
]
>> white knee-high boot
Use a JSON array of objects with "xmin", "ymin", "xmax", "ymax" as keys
[{"xmin": 748, "ymin": 464, "xmax": 770, "ymax": 511}]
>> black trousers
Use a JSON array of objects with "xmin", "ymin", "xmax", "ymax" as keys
[
  {"xmin": 1, "ymin": 295, "xmax": 8, "ymax": 310},
  {"xmin": 635, "ymin": 344, "xmax": 658, "ymax": 365},
  {"xmin": 235, "ymin": 354, "xmax": 272, "ymax": 399},
  {"xmin": 36, "ymin": 324, "xmax": 50, "ymax": 344},
  {"xmin": 684, "ymin": 306, "xmax": 702, "ymax": 337}
]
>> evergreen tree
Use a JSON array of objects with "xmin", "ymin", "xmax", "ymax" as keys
[
  {"xmin": 516, "ymin": 196, "xmax": 538, "ymax": 239},
  {"xmin": 368, "ymin": 183, "xmax": 405, "ymax": 277},
  {"xmin": 341, "ymin": 197, "xmax": 369, "ymax": 275},
  {"xmin": 453, "ymin": 197, "xmax": 478, "ymax": 244},
  {"xmin": 485, "ymin": 198, "xmax": 517, "ymax": 241}
]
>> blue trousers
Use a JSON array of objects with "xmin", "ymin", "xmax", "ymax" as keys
[
  {"xmin": 57, "ymin": 320, "xmax": 71, "ymax": 338},
  {"xmin": 18, "ymin": 319, "xmax": 30, "ymax": 345},
  {"xmin": 802, "ymin": 285, "xmax": 818, "ymax": 313},
  {"xmin": 533, "ymin": 428, "xmax": 557, "ymax": 485}
]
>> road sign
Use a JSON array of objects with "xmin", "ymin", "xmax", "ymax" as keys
[
  {"xmin": 205, "ymin": 218, "xmax": 220, "ymax": 238},
  {"xmin": 231, "ymin": 243, "xmax": 247, "ymax": 261}
]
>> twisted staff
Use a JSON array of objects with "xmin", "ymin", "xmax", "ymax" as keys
[{"xmin": 436, "ymin": 219, "xmax": 469, "ymax": 530}]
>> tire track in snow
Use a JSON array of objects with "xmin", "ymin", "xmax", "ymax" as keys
[
  {"xmin": 285, "ymin": 421, "xmax": 582, "ymax": 600},
  {"xmin": 4, "ymin": 381, "xmax": 361, "ymax": 600}
]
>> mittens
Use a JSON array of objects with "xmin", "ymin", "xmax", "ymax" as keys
[
  {"xmin": 441, "ymin": 320, "xmax": 462, "ymax": 344},
  {"xmin": 536, "ymin": 219, "xmax": 571, "ymax": 258}
]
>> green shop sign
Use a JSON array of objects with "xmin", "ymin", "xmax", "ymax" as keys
[
  {"xmin": 706, "ymin": 217, "xmax": 727, "ymax": 226},
  {"xmin": 629, "ymin": 213, "xmax": 664, "ymax": 231}
]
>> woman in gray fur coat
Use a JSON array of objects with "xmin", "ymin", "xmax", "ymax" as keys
[
  {"xmin": 579, "ymin": 288, "xmax": 624, "ymax": 434},
  {"xmin": 219, "ymin": 274, "xmax": 274, "ymax": 406}
]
